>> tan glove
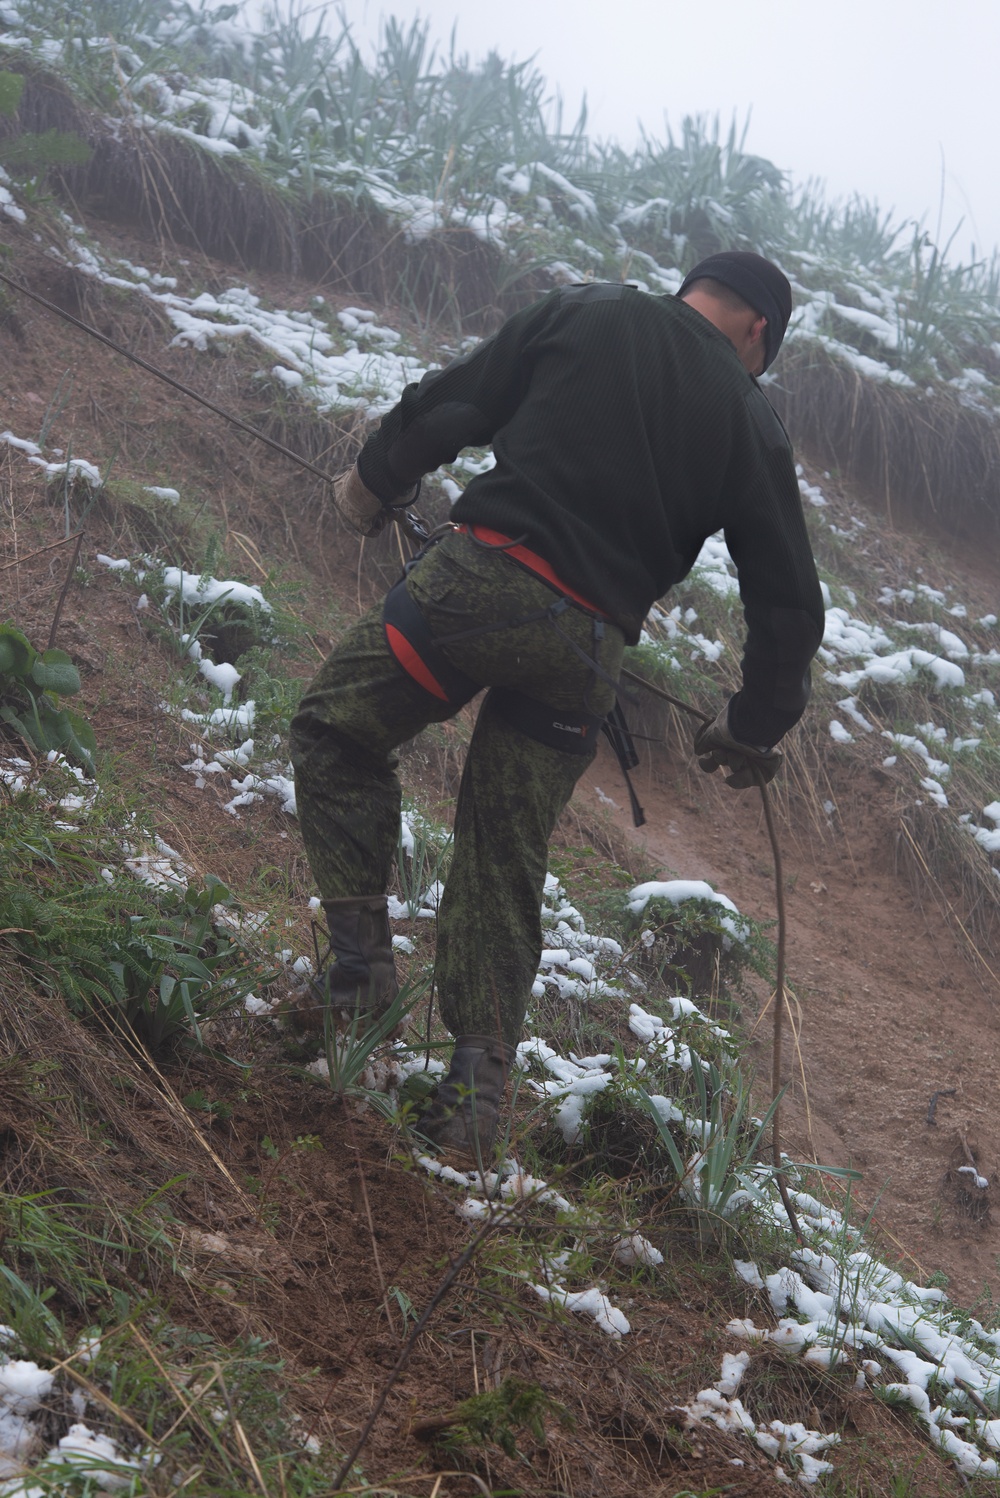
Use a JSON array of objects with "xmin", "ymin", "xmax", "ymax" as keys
[
  {"xmin": 332, "ymin": 465, "xmax": 414, "ymax": 537},
  {"xmin": 692, "ymin": 704, "xmax": 782, "ymax": 790}
]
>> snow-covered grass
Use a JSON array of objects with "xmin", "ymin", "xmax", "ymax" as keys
[
  {"xmin": 3, "ymin": 0, "xmax": 1000, "ymax": 410},
  {"xmin": 380, "ymin": 850, "xmax": 1000, "ymax": 1487},
  {"xmin": 0, "ymin": 1204, "xmax": 335, "ymax": 1494},
  {"xmin": 630, "ymin": 474, "xmax": 1000, "ymax": 932}
]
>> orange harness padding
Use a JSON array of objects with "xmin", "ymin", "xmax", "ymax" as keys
[
  {"xmin": 383, "ymin": 622, "xmax": 449, "ymax": 701},
  {"xmin": 454, "ymin": 524, "xmax": 610, "ymax": 619}
]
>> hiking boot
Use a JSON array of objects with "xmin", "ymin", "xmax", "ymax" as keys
[
  {"xmin": 414, "ymin": 1034, "xmax": 516, "ymax": 1169},
  {"xmin": 290, "ymin": 895, "xmax": 399, "ymax": 1031}
]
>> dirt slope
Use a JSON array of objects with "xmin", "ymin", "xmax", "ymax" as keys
[
  {"xmin": 584, "ymin": 715, "xmax": 1000, "ymax": 1308},
  {"xmin": 3, "ymin": 209, "xmax": 998, "ymax": 1495},
  {"xmin": 6, "ymin": 219, "xmax": 998, "ymax": 1305}
]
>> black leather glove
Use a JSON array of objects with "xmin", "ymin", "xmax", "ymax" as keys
[{"xmin": 692, "ymin": 704, "xmax": 782, "ymax": 790}]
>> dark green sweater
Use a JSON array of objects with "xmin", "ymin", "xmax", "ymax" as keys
[{"xmin": 357, "ymin": 283, "xmax": 824, "ymax": 746}]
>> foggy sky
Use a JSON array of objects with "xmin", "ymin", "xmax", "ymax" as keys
[{"xmin": 316, "ymin": 0, "xmax": 1000, "ymax": 263}]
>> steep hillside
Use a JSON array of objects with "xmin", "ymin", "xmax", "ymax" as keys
[{"xmin": 1, "ymin": 14, "xmax": 1000, "ymax": 1497}]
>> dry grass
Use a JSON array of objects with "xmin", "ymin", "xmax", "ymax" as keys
[
  {"xmin": 772, "ymin": 344, "xmax": 1000, "ymax": 541},
  {"xmin": 0, "ymin": 970, "xmax": 208, "ymax": 1212},
  {"xmin": 1, "ymin": 58, "xmax": 544, "ymax": 332}
]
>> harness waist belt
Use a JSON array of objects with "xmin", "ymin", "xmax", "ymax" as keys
[{"xmin": 455, "ymin": 524, "xmax": 609, "ymax": 619}]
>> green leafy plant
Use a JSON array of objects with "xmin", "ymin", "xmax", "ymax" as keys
[
  {"xmin": 627, "ymin": 889, "xmax": 774, "ymax": 1005},
  {"xmin": 319, "ymin": 975, "xmax": 429, "ymax": 1111},
  {"xmin": 394, "ymin": 805, "xmax": 452, "ymax": 916},
  {"xmin": 0, "ymin": 851, "xmax": 272, "ymax": 1055},
  {"xmin": 103, "ymin": 877, "xmax": 275, "ymax": 1052},
  {"xmin": 0, "ymin": 623, "xmax": 97, "ymax": 770},
  {"xmin": 414, "ymin": 1375, "xmax": 572, "ymax": 1459},
  {"xmin": 639, "ymin": 1060, "xmax": 781, "ymax": 1229},
  {"xmin": 387, "ymin": 1283, "xmax": 418, "ymax": 1332}
]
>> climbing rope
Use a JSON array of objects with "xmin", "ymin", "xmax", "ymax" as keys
[
  {"xmin": 0, "ymin": 267, "xmax": 434, "ymax": 539},
  {"xmin": 622, "ymin": 666, "xmax": 803, "ymax": 1242}
]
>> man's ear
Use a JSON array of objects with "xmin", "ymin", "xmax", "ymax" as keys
[{"xmin": 745, "ymin": 314, "xmax": 768, "ymax": 374}]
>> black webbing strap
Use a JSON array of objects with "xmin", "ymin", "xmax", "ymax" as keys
[
  {"xmin": 603, "ymin": 701, "xmax": 640, "ymax": 771},
  {"xmin": 602, "ymin": 703, "xmax": 646, "ymax": 826},
  {"xmin": 488, "ymin": 689, "xmax": 646, "ymax": 828},
  {"xmin": 488, "ymin": 688, "xmax": 605, "ymax": 755}
]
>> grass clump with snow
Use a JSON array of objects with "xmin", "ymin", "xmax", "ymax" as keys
[
  {"xmin": 5, "ymin": 3, "xmax": 1000, "ymax": 532},
  {"xmin": 0, "ymin": 1257, "xmax": 340, "ymax": 1495}
]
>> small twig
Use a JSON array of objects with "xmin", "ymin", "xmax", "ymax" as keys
[
  {"xmin": 926, "ymin": 1088, "xmax": 956, "ymax": 1125},
  {"xmin": 340, "ymin": 1478, "xmax": 493, "ymax": 1497},
  {"xmin": 0, "ymin": 529, "xmax": 84, "ymax": 572},
  {"xmin": 129, "ymin": 1324, "xmax": 221, "ymax": 1451},
  {"xmin": 957, "ymin": 1130, "xmax": 982, "ymax": 1173},
  {"xmin": 57, "ymin": 1362, "xmax": 156, "ymax": 1448},
  {"xmin": 955, "ymin": 1377, "xmax": 994, "ymax": 1418},
  {"xmin": 156, "ymin": 1370, "xmax": 222, "ymax": 1444},
  {"xmin": 343, "ymin": 1119, "xmax": 394, "ymax": 1333},
  {"xmin": 234, "ymin": 1420, "xmax": 271, "ymax": 1497},
  {"xmin": 228, "ymin": 529, "xmax": 269, "ymax": 578},
  {"xmin": 4, "ymin": 456, "xmax": 19, "ymax": 624},
  {"xmin": 330, "ymin": 1199, "xmax": 513, "ymax": 1491},
  {"xmin": 47, "ymin": 529, "xmax": 85, "ymax": 649}
]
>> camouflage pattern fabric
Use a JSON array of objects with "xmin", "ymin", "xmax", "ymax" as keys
[{"xmin": 290, "ymin": 529, "xmax": 625, "ymax": 1047}]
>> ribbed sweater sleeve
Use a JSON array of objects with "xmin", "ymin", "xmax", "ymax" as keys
[
  {"xmin": 721, "ymin": 391, "xmax": 824, "ymax": 744},
  {"xmin": 357, "ymin": 294, "xmax": 559, "ymax": 500}
]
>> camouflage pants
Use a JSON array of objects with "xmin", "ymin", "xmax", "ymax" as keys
[{"xmin": 290, "ymin": 530, "xmax": 624, "ymax": 1047}]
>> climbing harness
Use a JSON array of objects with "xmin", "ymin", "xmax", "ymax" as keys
[{"xmin": 382, "ymin": 526, "xmax": 647, "ymax": 824}]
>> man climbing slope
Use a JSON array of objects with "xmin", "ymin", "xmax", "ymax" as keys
[{"xmin": 290, "ymin": 250, "xmax": 824, "ymax": 1167}]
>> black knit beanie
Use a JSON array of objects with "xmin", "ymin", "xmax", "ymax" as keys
[{"xmin": 677, "ymin": 251, "xmax": 792, "ymax": 371}]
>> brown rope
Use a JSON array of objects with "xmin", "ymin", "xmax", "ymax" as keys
[
  {"xmin": 0, "ymin": 267, "xmax": 339, "ymax": 485},
  {"xmin": 752, "ymin": 761, "xmax": 803, "ymax": 1241},
  {"xmin": 622, "ymin": 666, "xmax": 803, "ymax": 1241}
]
